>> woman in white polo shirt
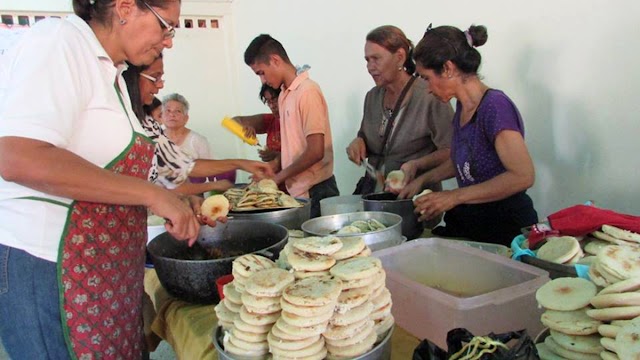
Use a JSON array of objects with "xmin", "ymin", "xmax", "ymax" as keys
[{"xmin": 0, "ymin": 0, "xmax": 201, "ymax": 358}]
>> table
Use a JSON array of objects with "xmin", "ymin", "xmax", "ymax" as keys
[{"xmin": 144, "ymin": 269, "xmax": 420, "ymax": 359}]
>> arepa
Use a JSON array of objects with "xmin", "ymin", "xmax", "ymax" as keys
[
  {"xmin": 614, "ymin": 317, "xmax": 640, "ymax": 360},
  {"xmin": 282, "ymin": 275, "xmax": 343, "ymax": 307},
  {"xmin": 292, "ymin": 236, "xmax": 343, "ymax": 255},
  {"xmin": 244, "ymin": 268, "xmax": 294, "ymax": 297},
  {"xmin": 602, "ymin": 224, "xmax": 640, "ymax": 243},
  {"xmin": 535, "ymin": 277, "xmax": 597, "ymax": 311},
  {"xmin": 541, "ymin": 308, "xmax": 601, "ymax": 335},
  {"xmin": 330, "ymin": 257, "xmax": 381, "ymax": 281},
  {"xmin": 536, "ymin": 236, "xmax": 581, "ymax": 264}
]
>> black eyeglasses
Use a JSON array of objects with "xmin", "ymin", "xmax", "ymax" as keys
[{"xmin": 142, "ymin": 1, "xmax": 176, "ymax": 39}]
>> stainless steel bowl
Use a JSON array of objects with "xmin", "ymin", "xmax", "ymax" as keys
[
  {"xmin": 213, "ymin": 325, "xmax": 394, "ymax": 360},
  {"xmin": 301, "ymin": 211, "xmax": 403, "ymax": 252},
  {"xmin": 229, "ymin": 198, "xmax": 311, "ymax": 230}
]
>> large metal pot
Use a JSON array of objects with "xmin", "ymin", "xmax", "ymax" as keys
[
  {"xmin": 228, "ymin": 198, "xmax": 311, "ymax": 230},
  {"xmin": 362, "ymin": 192, "xmax": 423, "ymax": 239},
  {"xmin": 147, "ymin": 220, "xmax": 288, "ymax": 304},
  {"xmin": 320, "ymin": 194, "xmax": 364, "ymax": 216},
  {"xmin": 301, "ymin": 211, "xmax": 403, "ymax": 252}
]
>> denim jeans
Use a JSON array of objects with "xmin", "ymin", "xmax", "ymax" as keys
[
  {"xmin": 0, "ymin": 244, "xmax": 71, "ymax": 360},
  {"xmin": 308, "ymin": 175, "xmax": 340, "ymax": 218}
]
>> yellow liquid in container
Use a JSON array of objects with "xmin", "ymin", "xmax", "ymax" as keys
[{"xmin": 221, "ymin": 117, "xmax": 259, "ymax": 146}]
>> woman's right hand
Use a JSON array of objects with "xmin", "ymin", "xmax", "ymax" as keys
[
  {"xmin": 346, "ymin": 137, "xmax": 367, "ymax": 166},
  {"xmin": 148, "ymin": 189, "xmax": 200, "ymax": 245},
  {"xmin": 241, "ymin": 125, "xmax": 257, "ymax": 140},
  {"xmin": 400, "ymin": 160, "xmax": 418, "ymax": 185},
  {"xmin": 239, "ymin": 160, "xmax": 276, "ymax": 181}
]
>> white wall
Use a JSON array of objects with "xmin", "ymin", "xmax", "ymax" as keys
[
  {"xmin": 230, "ymin": 0, "xmax": 640, "ymax": 218},
  {"xmin": 3, "ymin": 0, "xmax": 639, "ymax": 218}
]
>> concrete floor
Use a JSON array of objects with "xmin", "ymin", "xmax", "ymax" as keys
[{"xmin": 150, "ymin": 341, "xmax": 177, "ymax": 360}]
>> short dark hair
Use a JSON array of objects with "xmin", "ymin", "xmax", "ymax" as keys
[
  {"xmin": 414, "ymin": 24, "xmax": 488, "ymax": 76},
  {"xmin": 259, "ymin": 84, "xmax": 281, "ymax": 103},
  {"xmin": 144, "ymin": 96, "xmax": 162, "ymax": 116},
  {"xmin": 244, "ymin": 34, "xmax": 291, "ymax": 66},
  {"xmin": 366, "ymin": 25, "xmax": 416, "ymax": 75}
]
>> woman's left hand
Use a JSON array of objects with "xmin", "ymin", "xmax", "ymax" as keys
[
  {"xmin": 396, "ymin": 178, "xmax": 423, "ymax": 199},
  {"xmin": 186, "ymin": 195, "xmax": 228, "ymax": 227},
  {"xmin": 414, "ymin": 190, "xmax": 459, "ymax": 222}
]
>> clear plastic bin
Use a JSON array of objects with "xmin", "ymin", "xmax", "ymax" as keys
[{"xmin": 373, "ymin": 237, "xmax": 549, "ymax": 349}]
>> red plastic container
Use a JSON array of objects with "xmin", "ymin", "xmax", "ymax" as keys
[{"xmin": 215, "ymin": 274, "xmax": 234, "ymax": 301}]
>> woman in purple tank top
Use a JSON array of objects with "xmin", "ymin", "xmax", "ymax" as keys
[{"xmin": 408, "ymin": 23, "xmax": 538, "ymax": 246}]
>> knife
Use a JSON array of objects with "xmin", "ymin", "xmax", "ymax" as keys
[{"xmin": 363, "ymin": 159, "xmax": 385, "ymax": 190}]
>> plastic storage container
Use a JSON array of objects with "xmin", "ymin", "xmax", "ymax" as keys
[{"xmin": 373, "ymin": 238, "xmax": 549, "ymax": 349}]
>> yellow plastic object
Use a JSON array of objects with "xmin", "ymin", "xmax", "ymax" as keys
[{"xmin": 221, "ymin": 117, "xmax": 259, "ymax": 146}]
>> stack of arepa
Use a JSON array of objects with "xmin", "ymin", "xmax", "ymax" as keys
[
  {"xmin": 322, "ymin": 256, "xmax": 392, "ymax": 358},
  {"xmin": 587, "ymin": 277, "xmax": 640, "ymax": 359},
  {"xmin": 224, "ymin": 267, "xmax": 294, "ymax": 358},
  {"xmin": 581, "ymin": 229, "xmax": 640, "ymax": 359},
  {"xmin": 215, "ymin": 254, "xmax": 276, "ymax": 331},
  {"xmin": 287, "ymin": 236, "xmax": 342, "ymax": 280},
  {"xmin": 581, "ymin": 224, "xmax": 640, "ymax": 268},
  {"xmin": 535, "ymin": 277, "xmax": 602, "ymax": 359},
  {"xmin": 588, "ymin": 244, "xmax": 640, "ymax": 288},
  {"xmin": 526, "ymin": 225, "xmax": 640, "ymax": 268},
  {"xmin": 267, "ymin": 275, "xmax": 343, "ymax": 360},
  {"xmin": 218, "ymin": 234, "xmax": 396, "ymax": 358}
]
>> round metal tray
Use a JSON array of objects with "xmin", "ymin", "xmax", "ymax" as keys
[
  {"xmin": 229, "ymin": 198, "xmax": 311, "ymax": 230},
  {"xmin": 212, "ymin": 324, "xmax": 394, "ymax": 360},
  {"xmin": 301, "ymin": 211, "xmax": 403, "ymax": 252}
]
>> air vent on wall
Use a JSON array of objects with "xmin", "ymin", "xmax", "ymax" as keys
[{"xmin": 0, "ymin": 12, "xmax": 222, "ymax": 30}]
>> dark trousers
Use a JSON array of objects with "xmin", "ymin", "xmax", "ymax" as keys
[
  {"xmin": 432, "ymin": 192, "xmax": 538, "ymax": 246},
  {"xmin": 309, "ymin": 175, "xmax": 339, "ymax": 218}
]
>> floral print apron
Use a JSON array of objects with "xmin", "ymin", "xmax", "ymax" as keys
[{"xmin": 58, "ymin": 86, "xmax": 154, "ymax": 359}]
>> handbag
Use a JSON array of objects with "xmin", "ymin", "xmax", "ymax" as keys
[{"xmin": 353, "ymin": 75, "xmax": 417, "ymax": 195}]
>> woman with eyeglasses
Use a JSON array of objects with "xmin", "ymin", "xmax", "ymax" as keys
[
  {"xmin": 345, "ymin": 26, "xmax": 454, "ymax": 215},
  {"xmin": 234, "ymin": 84, "xmax": 282, "ymax": 163},
  {"xmin": 411, "ymin": 24, "xmax": 538, "ymax": 246},
  {"xmin": 0, "ymin": 0, "xmax": 206, "ymax": 358},
  {"xmin": 123, "ymin": 56, "xmax": 273, "ymax": 196}
]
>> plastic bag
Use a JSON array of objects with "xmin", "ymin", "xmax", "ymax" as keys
[{"xmin": 412, "ymin": 328, "xmax": 539, "ymax": 360}]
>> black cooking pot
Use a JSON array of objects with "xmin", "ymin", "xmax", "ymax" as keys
[
  {"xmin": 147, "ymin": 220, "xmax": 288, "ymax": 304},
  {"xmin": 362, "ymin": 192, "xmax": 423, "ymax": 239}
]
